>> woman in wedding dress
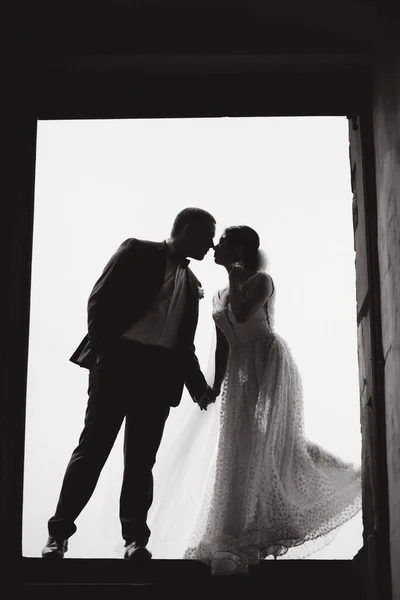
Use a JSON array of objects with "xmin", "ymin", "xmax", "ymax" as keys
[
  {"xmin": 104, "ymin": 225, "xmax": 362, "ymax": 573},
  {"xmin": 180, "ymin": 226, "xmax": 362, "ymax": 573}
]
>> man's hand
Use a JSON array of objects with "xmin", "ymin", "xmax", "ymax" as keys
[
  {"xmin": 211, "ymin": 385, "xmax": 221, "ymax": 398},
  {"xmin": 196, "ymin": 386, "xmax": 218, "ymax": 411}
]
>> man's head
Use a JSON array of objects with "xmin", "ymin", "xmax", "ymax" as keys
[{"xmin": 170, "ymin": 208, "xmax": 216, "ymax": 260}]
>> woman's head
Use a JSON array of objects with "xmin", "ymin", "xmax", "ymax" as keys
[{"xmin": 214, "ymin": 226, "xmax": 267, "ymax": 271}]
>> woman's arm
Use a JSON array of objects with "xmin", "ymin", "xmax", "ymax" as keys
[
  {"xmin": 229, "ymin": 270, "xmax": 272, "ymax": 323},
  {"xmin": 212, "ymin": 324, "xmax": 230, "ymax": 396}
]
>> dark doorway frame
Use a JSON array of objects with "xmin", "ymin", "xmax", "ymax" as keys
[{"xmin": 1, "ymin": 55, "xmax": 391, "ymax": 599}]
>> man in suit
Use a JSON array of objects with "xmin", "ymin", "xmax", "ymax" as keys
[{"xmin": 42, "ymin": 207, "xmax": 217, "ymax": 562}]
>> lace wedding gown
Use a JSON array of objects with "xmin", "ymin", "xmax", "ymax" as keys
[
  {"xmin": 103, "ymin": 275, "xmax": 361, "ymax": 572},
  {"xmin": 180, "ymin": 274, "xmax": 362, "ymax": 573}
]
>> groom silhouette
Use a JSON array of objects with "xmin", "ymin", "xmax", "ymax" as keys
[{"xmin": 42, "ymin": 207, "xmax": 217, "ymax": 561}]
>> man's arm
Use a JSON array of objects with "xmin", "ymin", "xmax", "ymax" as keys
[
  {"xmin": 87, "ymin": 239, "xmax": 139, "ymax": 357},
  {"xmin": 177, "ymin": 295, "xmax": 210, "ymax": 402},
  {"xmin": 183, "ymin": 342, "xmax": 210, "ymax": 402}
]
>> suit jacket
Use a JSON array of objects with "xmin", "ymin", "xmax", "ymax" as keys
[{"xmin": 69, "ymin": 238, "xmax": 208, "ymax": 406}]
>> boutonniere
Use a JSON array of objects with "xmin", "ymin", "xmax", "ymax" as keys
[{"xmin": 198, "ymin": 286, "xmax": 205, "ymax": 299}]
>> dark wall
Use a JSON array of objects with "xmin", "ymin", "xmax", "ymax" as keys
[{"xmin": 373, "ymin": 50, "xmax": 400, "ymax": 600}]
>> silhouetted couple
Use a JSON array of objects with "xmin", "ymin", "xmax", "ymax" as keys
[{"xmin": 43, "ymin": 208, "xmax": 361, "ymax": 574}]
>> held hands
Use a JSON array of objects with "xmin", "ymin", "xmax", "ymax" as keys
[{"xmin": 196, "ymin": 385, "xmax": 219, "ymax": 411}]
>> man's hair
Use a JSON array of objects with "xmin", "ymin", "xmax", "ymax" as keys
[{"xmin": 171, "ymin": 208, "xmax": 216, "ymax": 236}]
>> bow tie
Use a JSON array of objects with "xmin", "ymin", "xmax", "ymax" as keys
[
  {"xmin": 177, "ymin": 257, "xmax": 190, "ymax": 269},
  {"xmin": 169, "ymin": 254, "xmax": 190, "ymax": 269}
]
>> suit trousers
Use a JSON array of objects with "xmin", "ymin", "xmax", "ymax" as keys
[{"xmin": 48, "ymin": 341, "xmax": 180, "ymax": 547}]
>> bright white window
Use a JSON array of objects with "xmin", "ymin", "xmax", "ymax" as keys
[{"xmin": 23, "ymin": 117, "xmax": 362, "ymax": 558}]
